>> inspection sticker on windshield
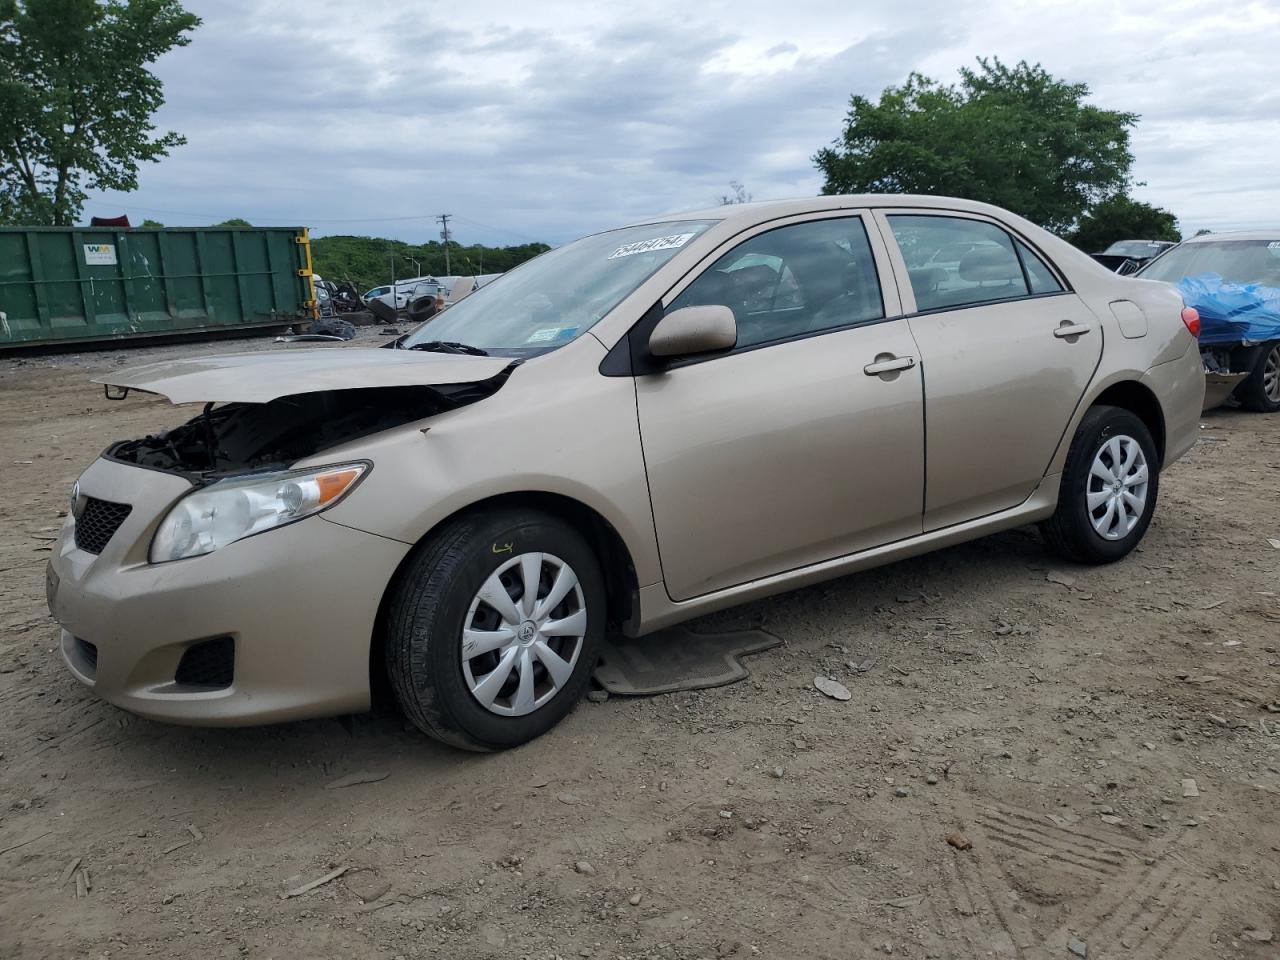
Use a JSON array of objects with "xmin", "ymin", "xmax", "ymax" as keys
[
  {"xmin": 608, "ymin": 233, "xmax": 696, "ymax": 260},
  {"xmin": 528, "ymin": 326, "xmax": 575, "ymax": 343}
]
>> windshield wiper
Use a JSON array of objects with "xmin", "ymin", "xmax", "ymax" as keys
[{"xmin": 405, "ymin": 340, "xmax": 490, "ymax": 356}]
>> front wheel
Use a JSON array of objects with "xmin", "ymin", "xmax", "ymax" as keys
[
  {"xmin": 1040, "ymin": 405, "xmax": 1159, "ymax": 564},
  {"xmin": 1236, "ymin": 341, "xmax": 1280, "ymax": 412},
  {"xmin": 385, "ymin": 509, "xmax": 605, "ymax": 751}
]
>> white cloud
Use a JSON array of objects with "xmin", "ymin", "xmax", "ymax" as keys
[{"xmin": 87, "ymin": 0, "xmax": 1280, "ymax": 243}]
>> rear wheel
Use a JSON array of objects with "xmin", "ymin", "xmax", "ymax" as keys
[
  {"xmin": 1040, "ymin": 405, "xmax": 1159, "ymax": 564},
  {"xmin": 1236, "ymin": 341, "xmax": 1280, "ymax": 412},
  {"xmin": 385, "ymin": 509, "xmax": 605, "ymax": 751}
]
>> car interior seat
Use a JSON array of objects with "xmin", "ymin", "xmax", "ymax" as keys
[{"xmin": 915, "ymin": 245, "xmax": 1024, "ymax": 307}]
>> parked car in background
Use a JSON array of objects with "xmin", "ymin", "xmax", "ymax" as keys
[
  {"xmin": 362, "ymin": 284, "xmax": 408, "ymax": 309},
  {"xmin": 432, "ymin": 275, "xmax": 504, "ymax": 306},
  {"xmin": 363, "ymin": 278, "xmax": 441, "ymax": 311},
  {"xmin": 312, "ymin": 277, "xmax": 336, "ymax": 318},
  {"xmin": 1091, "ymin": 239, "xmax": 1177, "ymax": 274},
  {"xmin": 363, "ymin": 285, "xmax": 394, "ymax": 307},
  {"xmin": 48, "ymin": 195, "xmax": 1203, "ymax": 750},
  {"xmin": 1137, "ymin": 231, "xmax": 1280, "ymax": 411}
]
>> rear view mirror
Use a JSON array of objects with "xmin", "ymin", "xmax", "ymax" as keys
[{"xmin": 648, "ymin": 305, "xmax": 737, "ymax": 358}]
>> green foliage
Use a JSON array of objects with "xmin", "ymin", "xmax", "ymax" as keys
[
  {"xmin": 0, "ymin": 0, "xmax": 200, "ymax": 226},
  {"xmin": 1066, "ymin": 195, "xmax": 1180, "ymax": 252},
  {"xmin": 311, "ymin": 234, "xmax": 551, "ymax": 291},
  {"xmin": 214, "ymin": 217, "xmax": 252, "ymax": 227},
  {"xmin": 814, "ymin": 58, "xmax": 1138, "ymax": 233},
  {"xmin": 139, "ymin": 218, "xmax": 163, "ymax": 227}
]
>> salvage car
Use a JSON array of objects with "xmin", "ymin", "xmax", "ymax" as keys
[
  {"xmin": 1136, "ymin": 230, "xmax": 1280, "ymax": 411},
  {"xmin": 47, "ymin": 195, "xmax": 1205, "ymax": 750},
  {"xmin": 362, "ymin": 279, "xmax": 440, "ymax": 311},
  {"xmin": 1091, "ymin": 239, "xmax": 1176, "ymax": 274}
]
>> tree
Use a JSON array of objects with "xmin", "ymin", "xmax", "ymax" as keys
[
  {"xmin": 0, "ymin": 0, "xmax": 200, "ymax": 226},
  {"xmin": 719, "ymin": 181, "xmax": 752, "ymax": 205},
  {"xmin": 1066, "ymin": 195, "xmax": 1180, "ymax": 252},
  {"xmin": 814, "ymin": 58, "xmax": 1137, "ymax": 233},
  {"xmin": 140, "ymin": 218, "xmax": 163, "ymax": 227},
  {"xmin": 309, "ymin": 234, "xmax": 551, "ymax": 292},
  {"xmin": 214, "ymin": 217, "xmax": 252, "ymax": 227}
]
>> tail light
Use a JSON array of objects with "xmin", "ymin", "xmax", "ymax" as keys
[{"xmin": 1180, "ymin": 306, "xmax": 1200, "ymax": 338}]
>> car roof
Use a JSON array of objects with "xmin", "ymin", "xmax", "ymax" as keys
[
  {"xmin": 1183, "ymin": 230, "xmax": 1280, "ymax": 243},
  {"xmin": 624, "ymin": 194, "xmax": 1032, "ymax": 230}
]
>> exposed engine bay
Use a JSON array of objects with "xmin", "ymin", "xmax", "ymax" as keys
[{"xmin": 105, "ymin": 369, "xmax": 516, "ymax": 482}]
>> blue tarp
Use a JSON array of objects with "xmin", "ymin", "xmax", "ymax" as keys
[{"xmin": 1177, "ymin": 273, "xmax": 1280, "ymax": 345}]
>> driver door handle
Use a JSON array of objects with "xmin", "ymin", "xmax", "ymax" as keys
[
  {"xmin": 863, "ymin": 355, "xmax": 916, "ymax": 376},
  {"xmin": 1053, "ymin": 321, "xmax": 1092, "ymax": 339}
]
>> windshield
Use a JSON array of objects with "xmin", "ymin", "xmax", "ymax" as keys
[
  {"xmin": 1104, "ymin": 240, "xmax": 1170, "ymax": 258},
  {"xmin": 402, "ymin": 220, "xmax": 716, "ymax": 356},
  {"xmin": 1139, "ymin": 239, "xmax": 1280, "ymax": 286}
]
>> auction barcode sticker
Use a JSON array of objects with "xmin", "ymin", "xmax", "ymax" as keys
[{"xmin": 608, "ymin": 233, "xmax": 695, "ymax": 260}]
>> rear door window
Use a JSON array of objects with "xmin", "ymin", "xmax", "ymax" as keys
[
  {"xmin": 1016, "ymin": 240, "xmax": 1064, "ymax": 294},
  {"xmin": 888, "ymin": 215, "xmax": 1029, "ymax": 311}
]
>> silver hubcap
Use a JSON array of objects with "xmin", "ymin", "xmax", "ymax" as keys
[
  {"xmin": 1087, "ymin": 434, "xmax": 1149, "ymax": 541},
  {"xmin": 1263, "ymin": 345, "xmax": 1280, "ymax": 402},
  {"xmin": 461, "ymin": 552, "xmax": 586, "ymax": 717}
]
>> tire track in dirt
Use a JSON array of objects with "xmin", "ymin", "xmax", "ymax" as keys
[
  {"xmin": 923, "ymin": 802, "xmax": 1207, "ymax": 959},
  {"xmin": 1063, "ymin": 851, "xmax": 1211, "ymax": 959},
  {"xmin": 1025, "ymin": 815, "xmax": 1210, "ymax": 959}
]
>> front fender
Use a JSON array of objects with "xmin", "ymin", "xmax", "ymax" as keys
[{"xmin": 314, "ymin": 337, "xmax": 663, "ymax": 589}]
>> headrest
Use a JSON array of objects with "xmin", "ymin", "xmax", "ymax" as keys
[{"xmin": 959, "ymin": 246, "xmax": 1021, "ymax": 283}]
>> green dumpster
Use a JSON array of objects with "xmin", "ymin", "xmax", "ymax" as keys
[{"xmin": 0, "ymin": 225, "xmax": 317, "ymax": 348}]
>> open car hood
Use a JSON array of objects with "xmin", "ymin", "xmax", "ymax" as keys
[{"xmin": 95, "ymin": 348, "xmax": 513, "ymax": 404}]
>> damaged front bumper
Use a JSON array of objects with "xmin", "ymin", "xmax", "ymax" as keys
[{"xmin": 47, "ymin": 455, "xmax": 409, "ymax": 726}]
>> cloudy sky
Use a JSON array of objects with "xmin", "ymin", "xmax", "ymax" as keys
[{"xmin": 87, "ymin": 0, "xmax": 1280, "ymax": 246}]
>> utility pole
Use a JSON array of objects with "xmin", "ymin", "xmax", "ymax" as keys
[{"xmin": 437, "ymin": 213, "xmax": 452, "ymax": 275}]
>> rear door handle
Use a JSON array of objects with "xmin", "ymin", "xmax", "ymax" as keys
[
  {"xmin": 863, "ymin": 355, "xmax": 916, "ymax": 376},
  {"xmin": 1053, "ymin": 321, "xmax": 1092, "ymax": 339}
]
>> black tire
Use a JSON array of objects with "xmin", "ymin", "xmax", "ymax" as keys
[
  {"xmin": 1040, "ymin": 405, "xmax": 1160, "ymax": 565},
  {"xmin": 1236, "ymin": 341, "xmax": 1280, "ymax": 412},
  {"xmin": 385, "ymin": 509, "xmax": 605, "ymax": 751}
]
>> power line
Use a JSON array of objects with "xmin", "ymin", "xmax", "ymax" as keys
[{"xmin": 449, "ymin": 214, "xmax": 545, "ymax": 244}]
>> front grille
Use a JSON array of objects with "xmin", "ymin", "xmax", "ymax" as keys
[
  {"xmin": 174, "ymin": 637, "xmax": 235, "ymax": 689},
  {"xmin": 73, "ymin": 497, "xmax": 132, "ymax": 554}
]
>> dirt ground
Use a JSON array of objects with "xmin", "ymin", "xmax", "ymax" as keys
[{"xmin": 1, "ymin": 330, "xmax": 1278, "ymax": 960}]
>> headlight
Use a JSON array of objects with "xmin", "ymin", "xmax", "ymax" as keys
[{"xmin": 149, "ymin": 463, "xmax": 368, "ymax": 563}]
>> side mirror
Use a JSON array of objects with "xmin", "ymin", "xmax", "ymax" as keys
[{"xmin": 648, "ymin": 305, "xmax": 737, "ymax": 359}]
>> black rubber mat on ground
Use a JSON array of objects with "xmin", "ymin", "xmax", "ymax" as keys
[{"xmin": 593, "ymin": 626, "xmax": 783, "ymax": 695}]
